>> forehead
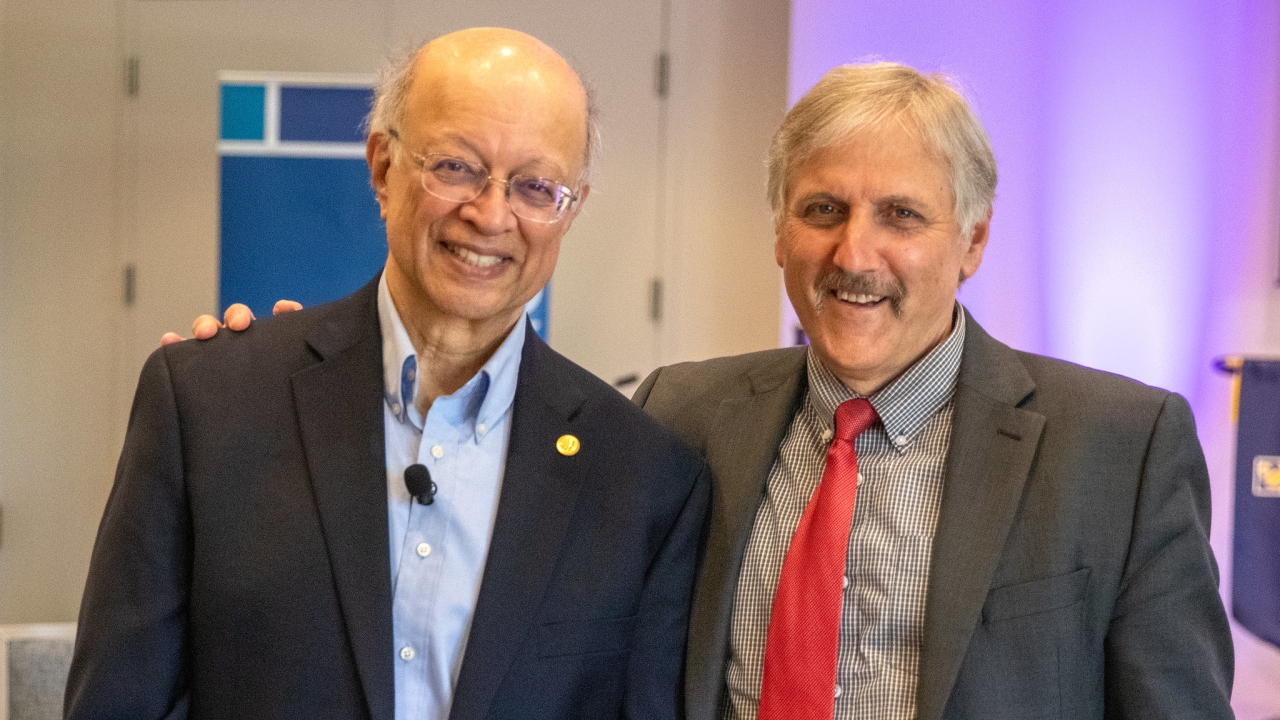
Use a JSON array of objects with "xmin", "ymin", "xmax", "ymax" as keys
[
  {"xmin": 400, "ymin": 59, "xmax": 587, "ymax": 176},
  {"xmin": 790, "ymin": 122, "xmax": 952, "ymax": 204}
]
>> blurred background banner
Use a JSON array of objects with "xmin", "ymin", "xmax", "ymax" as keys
[
  {"xmin": 1234, "ymin": 359, "xmax": 1280, "ymax": 649},
  {"xmin": 217, "ymin": 73, "xmax": 385, "ymax": 319}
]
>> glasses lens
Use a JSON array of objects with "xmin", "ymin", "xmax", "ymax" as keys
[
  {"xmin": 421, "ymin": 155, "xmax": 484, "ymax": 202},
  {"xmin": 414, "ymin": 153, "xmax": 574, "ymax": 223},
  {"xmin": 509, "ymin": 175, "xmax": 573, "ymax": 223}
]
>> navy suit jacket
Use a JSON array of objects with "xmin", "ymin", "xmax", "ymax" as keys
[{"xmin": 66, "ymin": 276, "xmax": 710, "ymax": 720}]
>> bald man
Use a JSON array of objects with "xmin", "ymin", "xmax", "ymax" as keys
[{"xmin": 66, "ymin": 29, "xmax": 709, "ymax": 720}]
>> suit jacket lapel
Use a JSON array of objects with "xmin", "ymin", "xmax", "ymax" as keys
[
  {"xmin": 449, "ymin": 326, "xmax": 590, "ymax": 720},
  {"xmin": 686, "ymin": 348, "xmax": 807, "ymax": 720},
  {"xmin": 291, "ymin": 278, "xmax": 395, "ymax": 720},
  {"xmin": 915, "ymin": 315, "xmax": 1046, "ymax": 720}
]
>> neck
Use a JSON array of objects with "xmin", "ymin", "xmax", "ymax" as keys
[{"xmin": 385, "ymin": 266, "xmax": 522, "ymax": 412}]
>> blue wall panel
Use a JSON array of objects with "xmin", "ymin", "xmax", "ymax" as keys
[
  {"xmin": 220, "ymin": 85, "xmax": 266, "ymax": 140},
  {"xmin": 280, "ymin": 87, "xmax": 373, "ymax": 143},
  {"xmin": 219, "ymin": 156, "xmax": 386, "ymax": 316}
]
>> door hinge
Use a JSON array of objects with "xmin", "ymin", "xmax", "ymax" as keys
[
  {"xmin": 125, "ymin": 56, "xmax": 140, "ymax": 97},
  {"xmin": 650, "ymin": 277, "xmax": 664, "ymax": 322},
  {"xmin": 123, "ymin": 263, "xmax": 137, "ymax": 307},
  {"xmin": 655, "ymin": 52, "xmax": 670, "ymax": 98}
]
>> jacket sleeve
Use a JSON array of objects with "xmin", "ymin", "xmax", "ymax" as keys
[
  {"xmin": 1103, "ymin": 392, "xmax": 1233, "ymax": 719},
  {"xmin": 65, "ymin": 348, "xmax": 192, "ymax": 720},
  {"xmin": 622, "ymin": 459, "xmax": 712, "ymax": 720}
]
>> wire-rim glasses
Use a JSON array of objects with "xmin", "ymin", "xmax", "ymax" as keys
[{"xmin": 387, "ymin": 130, "xmax": 579, "ymax": 224}]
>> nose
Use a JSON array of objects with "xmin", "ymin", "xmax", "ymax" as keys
[
  {"xmin": 458, "ymin": 177, "xmax": 518, "ymax": 234},
  {"xmin": 830, "ymin": 208, "xmax": 881, "ymax": 273}
]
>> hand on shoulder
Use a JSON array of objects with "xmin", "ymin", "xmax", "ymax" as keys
[{"xmin": 158, "ymin": 300, "xmax": 303, "ymax": 346}]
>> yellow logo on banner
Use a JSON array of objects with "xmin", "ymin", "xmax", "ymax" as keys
[{"xmin": 1254, "ymin": 456, "xmax": 1280, "ymax": 498}]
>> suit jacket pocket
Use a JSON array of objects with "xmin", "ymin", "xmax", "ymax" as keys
[
  {"xmin": 982, "ymin": 566, "xmax": 1090, "ymax": 623},
  {"xmin": 537, "ymin": 615, "xmax": 638, "ymax": 658}
]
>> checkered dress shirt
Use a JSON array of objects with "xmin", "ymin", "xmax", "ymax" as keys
[{"xmin": 722, "ymin": 307, "xmax": 966, "ymax": 720}]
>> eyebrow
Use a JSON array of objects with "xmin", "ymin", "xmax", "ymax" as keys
[
  {"xmin": 876, "ymin": 194, "xmax": 930, "ymax": 209},
  {"xmin": 793, "ymin": 191, "xmax": 848, "ymax": 206},
  {"xmin": 420, "ymin": 134, "xmax": 569, "ymax": 180}
]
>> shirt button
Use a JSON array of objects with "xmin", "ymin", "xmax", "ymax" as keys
[
  {"xmin": 834, "ymin": 684, "xmax": 843, "ymax": 698},
  {"xmin": 416, "ymin": 542, "xmax": 431, "ymax": 557},
  {"xmin": 894, "ymin": 434, "xmax": 908, "ymax": 446},
  {"xmin": 842, "ymin": 575, "xmax": 849, "ymax": 589},
  {"xmin": 477, "ymin": 423, "xmax": 487, "ymax": 435},
  {"xmin": 856, "ymin": 472, "xmax": 864, "ymax": 483},
  {"xmin": 399, "ymin": 646, "xmax": 415, "ymax": 661},
  {"xmin": 820, "ymin": 429, "xmax": 833, "ymax": 442},
  {"xmin": 390, "ymin": 402, "xmax": 402, "ymax": 416},
  {"xmin": 406, "ymin": 367, "xmax": 416, "ymax": 381},
  {"xmin": 431, "ymin": 445, "xmax": 444, "ymax": 458}
]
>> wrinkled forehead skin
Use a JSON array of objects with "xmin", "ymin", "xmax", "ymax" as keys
[
  {"xmin": 789, "ymin": 114, "xmax": 955, "ymax": 208},
  {"xmin": 404, "ymin": 27, "xmax": 590, "ymax": 180}
]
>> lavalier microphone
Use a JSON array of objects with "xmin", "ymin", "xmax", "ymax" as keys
[{"xmin": 404, "ymin": 464, "xmax": 437, "ymax": 505}]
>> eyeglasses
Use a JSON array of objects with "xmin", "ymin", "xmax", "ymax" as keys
[{"xmin": 387, "ymin": 130, "xmax": 580, "ymax": 224}]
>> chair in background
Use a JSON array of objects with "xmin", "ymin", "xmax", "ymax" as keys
[{"xmin": 0, "ymin": 624, "xmax": 75, "ymax": 720}]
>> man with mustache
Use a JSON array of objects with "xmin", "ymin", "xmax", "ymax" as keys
[
  {"xmin": 193, "ymin": 61, "xmax": 1234, "ymax": 718},
  {"xmin": 634, "ymin": 63, "xmax": 1234, "ymax": 720},
  {"xmin": 67, "ymin": 28, "xmax": 708, "ymax": 720}
]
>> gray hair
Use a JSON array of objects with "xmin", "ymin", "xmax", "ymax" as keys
[
  {"xmin": 364, "ymin": 42, "xmax": 602, "ymax": 185},
  {"xmin": 766, "ymin": 62, "xmax": 997, "ymax": 236}
]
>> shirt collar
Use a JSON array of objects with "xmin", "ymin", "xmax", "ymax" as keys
[
  {"xmin": 377, "ymin": 273, "xmax": 526, "ymax": 436},
  {"xmin": 806, "ymin": 303, "xmax": 966, "ymax": 450}
]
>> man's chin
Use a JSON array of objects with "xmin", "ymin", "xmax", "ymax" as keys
[
  {"xmin": 401, "ymin": 283, "xmax": 519, "ymax": 326},
  {"xmin": 811, "ymin": 343, "xmax": 885, "ymax": 374}
]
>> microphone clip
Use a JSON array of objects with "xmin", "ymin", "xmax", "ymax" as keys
[{"xmin": 403, "ymin": 464, "xmax": 437, "ymax": 506}]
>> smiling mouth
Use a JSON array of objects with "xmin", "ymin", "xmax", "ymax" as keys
[
  {"xmin": 815, "ymin": 269, "xmax": 905, "ymax": 317},
  {"xmin": 835, "ymin": 290, "xmax": 886, "ymax": 306},
  {"xmin": 442, "ymin": 241, "xmax": 508, "ymax": 269}
]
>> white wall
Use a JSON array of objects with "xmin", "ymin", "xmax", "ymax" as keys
[
  {"xmin": 0, "ymin": 0, "xmax": 127, "ymax": 623},
  {"xmin": 661, "ymin": 0, "xmax": 787, "ymax": 363}
]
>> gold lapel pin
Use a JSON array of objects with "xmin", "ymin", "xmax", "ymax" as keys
[{"xmin": 556, "ymin": 434, "xmax": 581, "ymax": 456}]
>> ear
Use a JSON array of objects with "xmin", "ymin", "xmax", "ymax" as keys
[
  {"xmin": 959, "ymin": 208, "xmax": 991, "ymax": 281},
  {"xmin": 367, "ymin": 132, "xmax": 392, "ymax": 220}
]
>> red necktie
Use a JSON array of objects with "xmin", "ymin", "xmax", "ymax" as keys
[{"xmin": 758, "ymin": 398, "xmax": 878, "ymax": 720}]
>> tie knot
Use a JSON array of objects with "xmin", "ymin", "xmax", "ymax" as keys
[{"xmin": 833, "ymin": 398, "xmax": 877, "ymax": 442}]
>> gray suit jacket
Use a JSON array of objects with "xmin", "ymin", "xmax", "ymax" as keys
[{"xmin": 634, "ymin": 312, "xmax": 1233, "ymax": 720}]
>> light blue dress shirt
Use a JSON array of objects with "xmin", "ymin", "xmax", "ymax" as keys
[{"xmin": 377, "ymin": 275, "xmax": 525, "ymax": 720}]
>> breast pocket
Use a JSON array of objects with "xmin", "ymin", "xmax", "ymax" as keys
[
  {"xmin": 982, "ymin": 567, "xmax": 1090, "ymax": 623},
  {"xmin": 537, "ymin": 615, "xmax": 638, "ymax": 658}
]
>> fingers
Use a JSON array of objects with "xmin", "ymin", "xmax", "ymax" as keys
[
  {"xmin": 272, "ymin": 300, "xmax": 303, "ymax": 315},
  {"xmin": 161, "ymin": 303, "xmax": 255, "ymax": 348},
  {"xmin": 222, "ymin": 304, "xmax": 255, "ymax": 332},
  {"xmin": 192, "ymin": 314, "xmax": 224, "ymax": 340}
]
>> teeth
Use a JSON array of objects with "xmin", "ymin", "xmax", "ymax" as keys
[
  {"xmin": 837, "ymin": 291, "xmax": 884, "ymax": 304},
  {"xmin": 448, "ymin": 244, "xmax": 504, "ymax": 268}
]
